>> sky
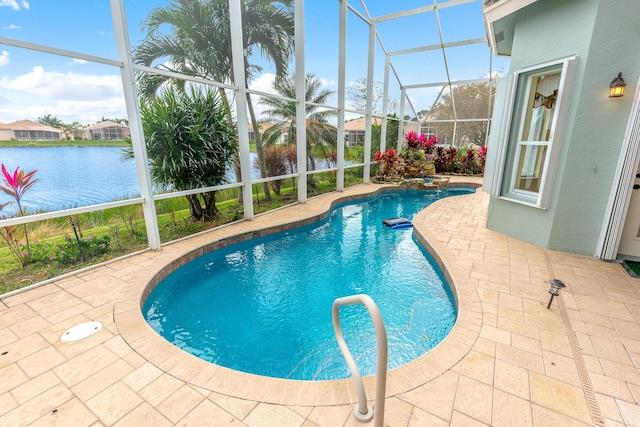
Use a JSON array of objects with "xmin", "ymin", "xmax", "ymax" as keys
[{"xmin": 0, "ymin": 0, "xmax": 509, "ymax": 126}]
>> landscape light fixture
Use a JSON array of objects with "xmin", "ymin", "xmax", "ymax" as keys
[
  {"xmin": 546, "ymin": 279, "xmax": 566, "ymax": 309},
  {"xmin": 609, "ymin": 72, "xmax": 626, "ymax": 98}
]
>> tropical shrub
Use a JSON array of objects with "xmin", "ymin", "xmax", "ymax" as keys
[
  {"xmin": 373, "ymin": 148, "xmax": 400, "ymax": 179},
  {"xmin": 138, "ymin": 86, "xmax": 237, "ymax": 221},
  {"xmin": 258, "ymin": 145, "xmax": 290, "ymax": 195}
]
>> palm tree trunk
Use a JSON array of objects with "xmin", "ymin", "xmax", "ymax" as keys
[
  {"xmin": 185, "ymin": 194, "xmax": 204, "ymax": 221},
  {"xmin": 247, "ymin": 98, "xmax": 271, "ymax": 202},
  {"xmin": 244, "ymin": 57, "xmax": 271, "ymax": 202},
  {"xmin": 218, "ymin": 86, "xmax": 243, "ymax": 203},
  {"xmin": 203, "ymin": 191, "xmax": 218, "ymax": 218}
]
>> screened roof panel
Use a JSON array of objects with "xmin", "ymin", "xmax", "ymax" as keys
[
  {"xmin": 437, "ymin": 1, "xmax": 488, "ymax": 40},
  {"xmin": 444, "ymin": 44, "xmax": 495, "ymax": 80},
  {"xmin": 390, "ymin": 49, "xmax": 449, "ymax": 87},
  {"xmin": 348, "ymin": 0, "xmax": 441, "ymax": 19},
  {"xmin": 374, "ymin": 12, "xmax": 441, "ymax": 52}
]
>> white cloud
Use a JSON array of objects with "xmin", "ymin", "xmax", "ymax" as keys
[
  {"xmin": 69, "ymin": 58, "xmax": 87, "ymax": 65},
  {"xmin": 0, "ymin": 0, "xmax": 26, "ymax": 10},
  {"xmin": 3, "ymin": 24, "xmax": 21, "ymax": 30},
  {"xmin": 0, "ymin": 97, "xmax": 127, "ymax": 125},
  {"xmin": 0, "ymin": 50, "xmax": 9, "ymax": 67},
  {"xmin": 318, "ymin": 77, "xmax": 335, "ymax": 87},
  {"xmin": 248, "ymin": 73, "xmax": 277, "ymax": 120},
  {"xmin": 0, "ymin": 66, "xmax": 126, "ymax": 123},
  {"xmin": 56, "ymin": 97, "xmax": 127, "ymax": 123},
  {"xmin": 0, "ymin": 66, "xmax": 123, "ymax": 101},
  {"xmin": 248, "ymin": 72, "xmax": 277, "ymax": 95}
]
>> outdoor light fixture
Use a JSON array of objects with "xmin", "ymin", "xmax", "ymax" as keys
[
  {"xmin": 546, "ymin": 279, "xmax": 566, "ymax": 309},
  {"xmin": 609, "ymin": 72, "xmax": 626, "ymax": 98}
]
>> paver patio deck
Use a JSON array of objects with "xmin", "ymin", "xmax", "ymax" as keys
[{"xmin": 1, "ymin": 179, "xmax": 640, "ymax": 426}]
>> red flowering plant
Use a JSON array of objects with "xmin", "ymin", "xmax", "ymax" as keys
[
  {"xmin": 478, "ymin": 146, "xmax": 487, "ymax": 171},
  {"xmin": 434, "ymin": 145, "xmax": 458, "ymax": 173},
  {"xmin": 423, "ymin": 135, "xmax": 438, "ymax": 154},
  {"xmin": 0, "ymin": 164, "xmax": 39, "ymax": 216},
  {"xmin": 461, "ymin": 149, "xmax": 477, "ymax": 174},
  {"xmin": 0, "ymin": 164, "xmax": 40, "ymax": 262},
  {"xmin": 404, "ymin": 131, "xmax": 438, "ymax": 154},
  {"xmin": 373, "ymin": 147, "xmax": 400, "ymax": 179},
  {"xmin": 405, "ymin": 131, "xmax": 424, "ymax": 150}
]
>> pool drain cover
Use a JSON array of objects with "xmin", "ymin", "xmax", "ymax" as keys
[{"xmin": 60, "ymin": 321, "xmax": 103, "ymax": 342}]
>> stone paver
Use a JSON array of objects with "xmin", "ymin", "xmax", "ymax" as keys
[{"xmin": 1, "ymin": 179, "xmax": 639, "ymax": 426}]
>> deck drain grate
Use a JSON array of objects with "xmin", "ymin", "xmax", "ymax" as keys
[
  {"xmin": 545, "ymin": 253, "xmax": 606, "ymax": 427},
  {"xmin": 60, "ymin": 321, "xmax": 103, "ymax": 343},
  {"xmin": 557, "ymin": 295, "xmax": 606, "ymax": 426}
]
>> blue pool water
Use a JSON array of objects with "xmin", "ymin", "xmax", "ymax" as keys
[{"xmin": 143, "ymin": 187, "xmax": 475, "ymax": 380}]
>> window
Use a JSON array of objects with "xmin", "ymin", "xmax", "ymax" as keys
[
  {"xmin": 496, "ymin": 57, "xmax": 576, "ymax": 208},
  {"xmin": 420, "ymin": 123, "xmax": 435, "ymax": 138}
]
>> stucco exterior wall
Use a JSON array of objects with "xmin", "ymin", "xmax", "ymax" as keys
[
  {"xmin": 486, "ymin": 0, "xmax": 640, "ymax": 255},
  {"xmin": 548, "ymin": 1, "xmax": 640, "ymax": 253},
  {"xmin": 0, "ymin": 129, "xmax": 13, "ymax": 140}
]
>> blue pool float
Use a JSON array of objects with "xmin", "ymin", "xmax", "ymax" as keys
[{"xmin": 382, "ymin": 217, "xmax": 413, "ymax": 229}]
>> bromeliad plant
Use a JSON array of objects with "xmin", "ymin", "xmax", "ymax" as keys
[{"xmin": 0, "ymin": 164, "xmax": 40, "ymax": 262}]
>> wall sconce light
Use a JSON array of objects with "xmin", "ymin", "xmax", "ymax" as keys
[
  {"xmin": 609, "ymin": 72, "xmax": 626, "ymax": 98},
  {"xmin": 546, "ymin": 279, "xmax": 566, "ymax": 309}
]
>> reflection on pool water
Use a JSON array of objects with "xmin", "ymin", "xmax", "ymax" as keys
[{"xmin": 143, "ymin": 187, "xmax": 475, "ymax": 380}]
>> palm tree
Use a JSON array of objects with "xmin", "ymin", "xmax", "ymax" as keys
[
  {"xmin": 134, "ymin": 0, "xmax": 295, "ymax": 202},
  {"xmin": 37, "ymin": 114, "xmax": 63, "ymax": 129},
  {"xmin": 259, "ymin": 73, "xmax": 337, "ymax": 186}
]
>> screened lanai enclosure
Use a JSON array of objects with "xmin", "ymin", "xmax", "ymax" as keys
[{"xmin": 0, "ymin": 0, "xmax": 506, "ymax": 263}]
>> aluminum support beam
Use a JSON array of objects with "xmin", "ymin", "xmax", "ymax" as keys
[
  {"xmin": 388, "ymin": 38, "xmax": 486, "ymax": 57},
  {"xmin": 363, "ymin": 22, "xmax": 376, "ymax": 183},
  {"xmin": 398, "ymin": 89, "xmax": 406, "ymax": 154},
  {"xmin": 373, "ymin": 0, "xmax": 477, "ymax": 23},
  {"xmin": 380, "ymin": 54, "xmax": 390, "ymax": 153},
  {"xmin": 109, "ymin": 0, "xmax": 161, "ymax": 250},
  {"xmin": 229, "ymin": 0, "xmax": 254, "ymax": 220},
  {"xmin": 336, "ymin": 0, "xmax": 347, "ymax": 191},
  {"xmin": 0, "ymin": 36, "xmax": 122, "ymax": 67},
  {"xmin": 295, "ymin": 0, "xmax": 307, "ymax": 202}
]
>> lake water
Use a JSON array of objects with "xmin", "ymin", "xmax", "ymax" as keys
[
  {"xmin": 1, "ymin": 146, "xmax": 141, "ymax": 215},
  {"xmin": 0, "ymin": 146, "xmax": 334, "ymax": 216}
]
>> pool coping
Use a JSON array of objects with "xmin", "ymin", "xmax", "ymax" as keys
[{"xmin": 113, "ymin": 182, "xmax": 483, "ymax": 407}]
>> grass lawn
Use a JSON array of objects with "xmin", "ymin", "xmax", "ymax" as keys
[{"xmin": 0, "ymin": 168, "xmax": 365, "ymax": 294}]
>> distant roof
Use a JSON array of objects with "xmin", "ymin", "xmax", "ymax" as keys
[
  {"xmin": 343, "ymin": 117, "xmax": 382, "ymax": 131},
  {"xmin": 84, "ymin": 120, "xmax": 128, "ymax": 130},
  {"xmin": 255, "ymin": 122, "xmax": 275, "ymax": 132},
  {"xmin": 0, "ymin": 119, "xmax": 63, "ymax": 132}
]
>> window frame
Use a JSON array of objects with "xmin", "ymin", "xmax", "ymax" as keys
[{"xmin": 495, "ymin": 56, "xmax": 577, "ymax": 209}]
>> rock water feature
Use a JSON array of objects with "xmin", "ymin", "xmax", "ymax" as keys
[{"xmin": 373, "ymin": 151, "xmax": 449, "ymax": 190}]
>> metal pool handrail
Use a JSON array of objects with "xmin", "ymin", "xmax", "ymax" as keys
[{"xmin": 332, "ymin": 294, "xmax": 388, "ymax": 426}]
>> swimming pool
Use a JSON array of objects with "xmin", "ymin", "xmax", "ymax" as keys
[{"xmin": 143, "ymin": 187, "xmax": 475, "ymax": 380}]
